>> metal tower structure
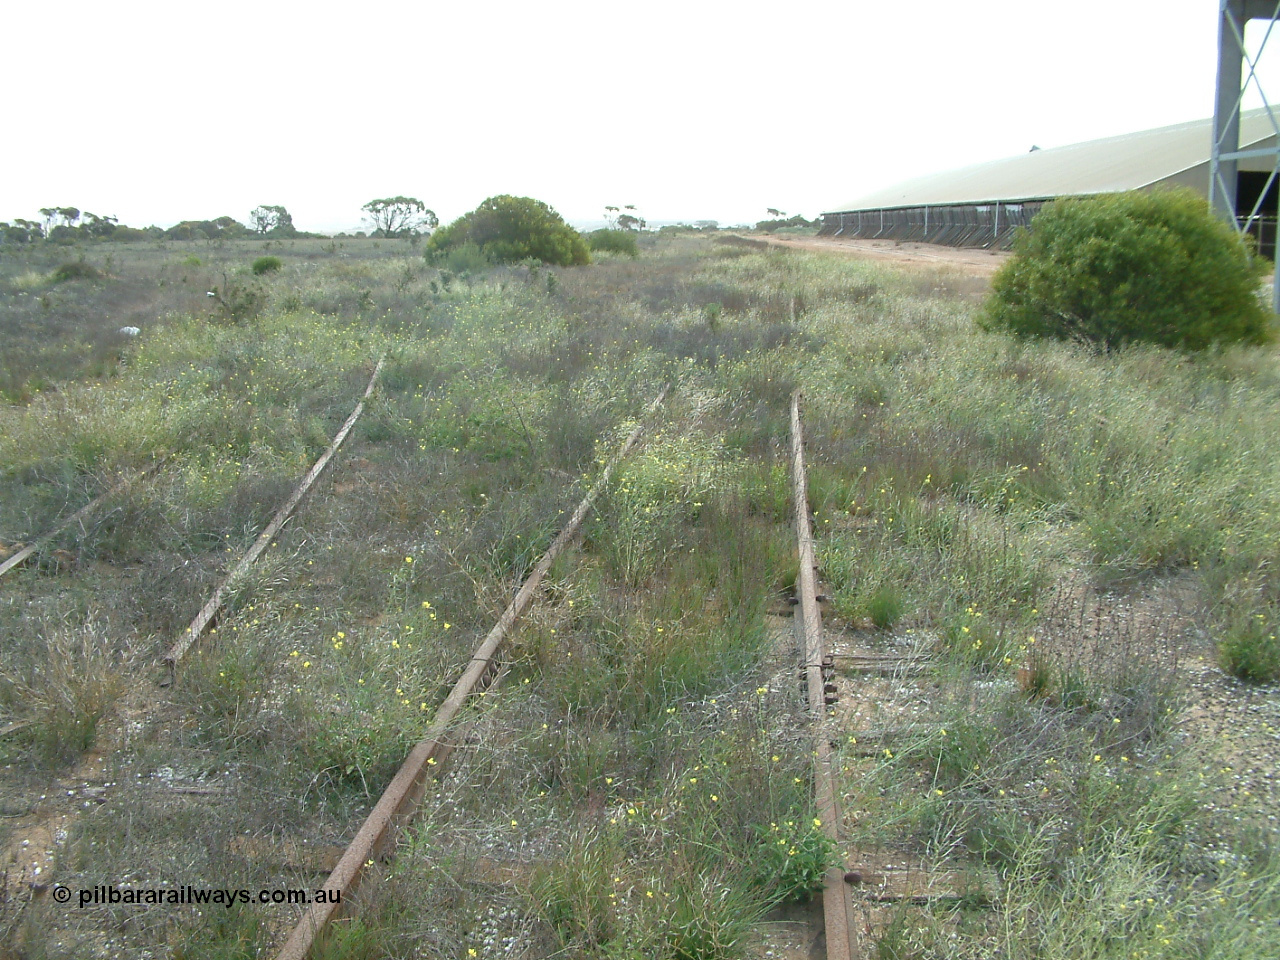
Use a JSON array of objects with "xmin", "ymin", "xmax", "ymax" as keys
[{"xmin": 1211, "ymin": 0, "xmax": 1280, "ymax": 310}]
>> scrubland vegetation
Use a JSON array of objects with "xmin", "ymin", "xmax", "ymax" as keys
[{"xmin": 0, "ymin": 228, "xmax": 1277, "ymax": 959}]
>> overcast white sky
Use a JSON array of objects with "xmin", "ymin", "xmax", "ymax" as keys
[{"xmin": 6, "ymin": 1, "xmax": 1280, "ymax": 232}]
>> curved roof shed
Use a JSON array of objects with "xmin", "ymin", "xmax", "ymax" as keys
[{"xmin": 821, "ymin": 108, "xmax": 1278, "ymax": 249}]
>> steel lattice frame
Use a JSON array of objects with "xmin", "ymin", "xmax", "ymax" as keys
[{"xmin": 1211, "ymin": 0, "xmax": 1280, "ymax": 310}]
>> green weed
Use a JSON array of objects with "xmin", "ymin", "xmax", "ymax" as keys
[
  {"xmin": 529, "ymin": 830, "xmax": 621, "ymax": 949},
  {"xmin": 750, "ymin": 815, "xmax": 834, "ymax": 903},
  {"xmin": 1219, "ymin": 614, "xmax": 1280, "ymax": 683},
  {"xmin": 867, "ymin": 584, "xmax": 906, "ymax": 630}
]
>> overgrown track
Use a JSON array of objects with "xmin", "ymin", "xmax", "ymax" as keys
[
  {"xmin": 790, "ymin": 391, "xmax": 860, "ymax": 960},
  {"xmin": 5, "ymin": 231, "xmax": 1274, "ymax": 959},
  {"xmin": 0, "ymin": 461, "xmax": 164, "ymax": 580},
  {"xmin": 275, "ymin": 386, "xmax": 669, "ymax": 960},
  {"xmin": 163, "ymin": 354, "xmax": 387, "ymax": 672}
]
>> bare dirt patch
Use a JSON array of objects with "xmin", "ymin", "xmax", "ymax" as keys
[{"xmin": 756, "ymin": 235, "xmax": 1011, "ymax": 277}]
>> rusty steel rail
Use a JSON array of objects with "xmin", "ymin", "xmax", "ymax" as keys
[
  {"xmin": 164, "ymin": 355, "xmax": 387, "ymax": 670},
  {"xmin": 274, "ymin": 385, "xmax": 669, "ymax": 960},
  {"xmin": 789, "ymin": 390, "xmax": 860, "ymax": 960},
  {"xmin": 0, "ymin": 461, "xmax": 165, "ymax": 580}
]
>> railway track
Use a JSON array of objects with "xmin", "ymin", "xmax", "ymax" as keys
[
  {"xmin": 163, "ymin": 354, "xmax": 387, "ymax": 675},
  {"xmin": 274, "ymin": 385, "xmax": 669, "ymax": 960},
  {"xmin": 3, "ymin": 373, "xmax": 675, "ymax": 956},
  {"xmin": 787, "ymin": 395, "xmax": 987, "ymax": 946},
  {"xmin": 6, "ymin": 375, "xmax": 900, "ymax": 959},
  {"xmin": 789, "ymin": 391, "xmax": 861, "ymax": 960},
  {"xmin": 1, "ymin": 356, "xmax": 391, "ymax": 941},
  {"xmin": 265, "ymin": 383, "xmax": 874, "ymax": 960},
  {"xmin": 0, "ymin": 461, "xmax": 165, "ymax": 580}
]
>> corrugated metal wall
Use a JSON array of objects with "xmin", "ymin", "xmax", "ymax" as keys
[{"xmin": 818, "ymin": 201, "xmax": 1045, "ymax": 249}]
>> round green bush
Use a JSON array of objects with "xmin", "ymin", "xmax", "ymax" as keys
[
  {"xmin": 251, "ymin": 255, "xmax": 283, "ymax": 275},
  {"xmin": 979, "ymin": 189, "xmax": 1274, "ymax": 351},
  {"xmin": 50, "ymin": 261, "xmax": 103, "ymax": 283},
  {"xmin": 588, "ymin": 228, "xmax": 639, "ymax": 258},
  {"xmin": 426, "ymin": 195, "xmax": 590, "ymax": 267}
]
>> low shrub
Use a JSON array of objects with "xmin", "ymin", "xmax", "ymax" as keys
[
  {"xmin": 980, "ymin": 188, "xmax": 1274, "ymax": 351},
  {"xmin": 51, "ymin": 261, "xmax": 103, "ymax": 283},
  {"xmin": 866, "ymin": 584, "xmax": 905, "ymax": 630},
  {"xmin": 0, "ymin": 620, "xmax": 129, "ymax": 764},
  {"xmin": 659, "ymin": 871, "xmax": 762, "ymax": 959},
  {"xmin": 251, "ymin": 255, "xmax": 283, "ymax": 275},
  {"xmin": 209, "ymin": 277, "xmax": 267, "ymax": 323},
  {"xmin": 588, "ymin": 228, "xmax": 639, "ymax": 258},
  {"xmin": 1219, "ymin": 615, "xmax": 1280, "ymax": 683},
  {"xmin": 435, "ymin": 242, "xmax": 489, "ymax": 276},
  {"xmin": 426, "ymin": 195, "xmax": 590, "ymax": 266}
]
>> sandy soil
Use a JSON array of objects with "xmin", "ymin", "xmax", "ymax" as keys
[{"xmin": 756, "ymin": 234, "xmax": 1011, "ymax": 276}]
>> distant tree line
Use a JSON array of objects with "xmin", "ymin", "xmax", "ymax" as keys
[
  {"xmin": 0, "ymin": 202, "xmax": 324, "ymax": 245},
  {"xmin": 1, "ymin": 195, "xmax": 452, "ymax": 245},
  {"xmin": 2, "ymin": 207, "xmax": 130, "ymax": 244},
  {"xmin": 754, "ymin": 209, "xmax": 817, "ymax": 232},
  {"xmin": 1, "ymin": 195, "xmax": 681, "ymax": 266}
]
